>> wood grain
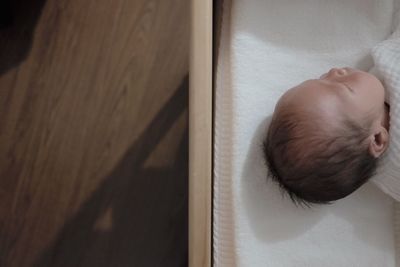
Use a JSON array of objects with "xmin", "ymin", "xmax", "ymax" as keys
[
  {"xmin": 0, "ymin": 0, "xmax": 189, "ymax": 266},
  {"xmin": 189, "ymin": 0, "xmax": 213, "ymax": 266}
]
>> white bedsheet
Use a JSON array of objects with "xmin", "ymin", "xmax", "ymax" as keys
[{"xmin": 214, "ymin": 0, "xmax": 397, "ymax": 266}]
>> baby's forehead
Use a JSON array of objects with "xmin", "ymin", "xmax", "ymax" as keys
[
  {"xmin": 280, "ymin": 80, "xmax": 336, "ymax": 102},
  {"xmin": 274, "ymin": 98, "xmax": 344, "ymax": 139},
  {"xmin": 276, "ymin": 80, "xmax": 343, "ymax": 120}
]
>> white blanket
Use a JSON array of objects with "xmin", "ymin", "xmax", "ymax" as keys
[
  {"xmin": 372, "ymin": 17, "xmax": 400, "ymax": 202},
  {"xmin": 214, "ymin": 0, "xmax": 397, "ymax": 266}
]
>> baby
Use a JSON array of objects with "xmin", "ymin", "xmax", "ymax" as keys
[{"xmin": 264, "ymin": 67, "xmax": 390, "ymax": 204}]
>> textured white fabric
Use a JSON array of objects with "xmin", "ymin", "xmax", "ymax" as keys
[
  {"xmin": 214, "ymin": 0, "xmax": 397, "ymax": 266},
  {"xmin": 371, "ymin": 20, "xmax": 400, "ymax": 264},
  {"xmin": 372, "ymin": 25, "xmax": 400, "ymax": 201}
]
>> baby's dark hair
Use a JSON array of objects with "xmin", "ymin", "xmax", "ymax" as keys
[{"xmin": 263, "ymin": 110, "xmax": 378, "ymax": 205}]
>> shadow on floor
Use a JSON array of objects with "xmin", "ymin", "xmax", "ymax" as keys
[
  {"xmin": 34, "ymin": 75, "xmax": 189, "ymax": 267},
  {"xmin": 0, "ymin": 0, "xmax": 47, "ymax": 74}
]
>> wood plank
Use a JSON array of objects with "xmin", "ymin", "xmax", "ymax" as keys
[
  {"xmin": 189, "ymin": 0, "xmax": 213, "ymax": 266},
  {"xmin": 0, "ymin": 0, "xmax": 189, "ymax": 266}
]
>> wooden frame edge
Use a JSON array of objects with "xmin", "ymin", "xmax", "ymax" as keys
[{"xmin": 189, "ymin": 0, "xmax": 213, "ymax": 266}]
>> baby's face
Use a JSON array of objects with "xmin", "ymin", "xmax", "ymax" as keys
[{"xmin": 276, "ymin": 68, "xmax": 387, "ymax": 129}]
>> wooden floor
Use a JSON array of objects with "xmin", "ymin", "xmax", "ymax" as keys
[{"xmin": 0, "ymin": 0, "xmax": 189, "ymax": 266}]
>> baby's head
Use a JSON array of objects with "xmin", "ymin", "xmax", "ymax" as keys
[{"xmin": 264, "ymin": 67, "xmax": 389, "ymax": 205}]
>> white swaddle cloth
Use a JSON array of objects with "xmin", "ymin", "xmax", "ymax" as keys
[
  {"xmin": 370, "ymin": 16, "xmax": 400, "ymax": 263},
  {"xmin": 372, "ymin": 13, "xmax": 400, "ymax": 201}
]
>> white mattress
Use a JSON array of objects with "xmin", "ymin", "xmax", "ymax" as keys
[{"xmin": 214, "ymin": 0, "xmax": 397, "ymax": 266}]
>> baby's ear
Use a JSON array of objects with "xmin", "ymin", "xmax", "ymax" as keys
[{"xmin": 368, "ymin": 126, "xmax": 389, "ymax": 158}]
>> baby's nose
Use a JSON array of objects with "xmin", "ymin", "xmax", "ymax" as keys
[{"xmin": 329, "ymin": 68, "xmax": 346, "ymax": 76}]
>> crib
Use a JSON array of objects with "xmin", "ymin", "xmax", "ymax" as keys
[
  {"xmin": 190, "ymin": 0, "xmax": 397, "ymax": 266},
  {"xmin": 189, "ymin": 0, "xmax": 213, "ymax": 266}
]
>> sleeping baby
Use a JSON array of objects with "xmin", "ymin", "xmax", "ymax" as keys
[
  {"xmin": 263, "ymin": 67, "xmax": 390, "ymax": 204},
  {"xmin": 264, "ymin": 22, "xmax": 400, "ymax": 205}
]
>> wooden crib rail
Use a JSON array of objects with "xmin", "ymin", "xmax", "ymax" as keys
[{"xmin": 189, "ymin": 0, "xmax": 213, "ymax": 266}]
